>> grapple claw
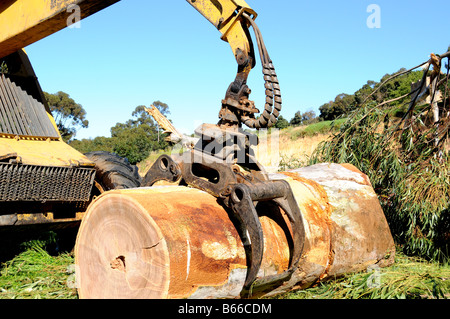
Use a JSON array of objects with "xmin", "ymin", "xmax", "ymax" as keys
[{"xmin": 144, "ymin": 152, "xmax": 305, "ymax": 298}]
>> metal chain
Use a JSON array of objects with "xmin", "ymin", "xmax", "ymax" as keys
[{"xmin": 241, "ymin": 13, "xmax": 282, "ymax": 129}]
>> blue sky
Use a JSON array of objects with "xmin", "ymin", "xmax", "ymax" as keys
[{"xmin": 25, "ymin": 0, "xmax": 450, "ymax": 140}]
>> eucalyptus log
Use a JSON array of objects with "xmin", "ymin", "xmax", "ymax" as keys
[{"xmin": 74, "ymin": 163, "xmax": 395, "ymax": 299}]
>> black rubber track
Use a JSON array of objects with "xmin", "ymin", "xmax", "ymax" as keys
[{"xmin": 84, "ymin": 151, "xmax": 142, "ymax": 191}]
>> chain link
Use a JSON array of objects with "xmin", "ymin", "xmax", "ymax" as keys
[{"xmin": 241, "ymin": 13, "xmax": 282, "ymax": 130}]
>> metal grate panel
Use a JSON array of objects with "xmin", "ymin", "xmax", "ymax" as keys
[
  {"xmin": 0, "ymin": 74, "xmax": 59, "ymax": 138},
  {"xmin": 0, "ymin": 163, "xmax": 95, "ymax": 202}
]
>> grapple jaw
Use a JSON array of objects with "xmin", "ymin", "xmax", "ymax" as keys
[{"xmin": 143, "ymin": 126, "xmax": 305, "ymax": 297}]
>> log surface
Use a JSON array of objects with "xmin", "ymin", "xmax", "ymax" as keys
[{"xmin": 75, "ymin": 163, "xmax": 395, "ymax": 299}]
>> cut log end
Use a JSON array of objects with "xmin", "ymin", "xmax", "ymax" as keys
[{"xmin": 74, "ymin": 194, "xmax": 170, "ymax": 299}]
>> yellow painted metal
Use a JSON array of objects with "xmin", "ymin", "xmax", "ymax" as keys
[
  {"xmin": 0, "ymin": 49, "xmax": 94, "ymax": 168},
  {"xmin": 0, "ymin": 212, "xmax": 85, "ymax": 227},
  {"xmin": 0, "ymin": 135, "xmax": 94, "ymax": 167},
  {"xmin": 186, "ymin": 0, "xmax": 256, "ymax": 29},
  {"xmin": 0, "ymin": 0, "xmax": 258, "ymax": 180},
  {"xmin": 0, "ymin": 0, "xmax": 256, "ymax": 60},
  {"xmin": 0, "ymin": 0, "xmax": 120, "ymax": 59},
  {"xmin": 0, "ymin": 0, "xmax": 258, "ymax": 169},
  {"xmin": 186, "ymin": 0, "xmax": 256, "ymax": 59},
  {"xmin": 220, "ymin": 16, "xmax": 253, "ymax": 64},
  {"xmin": 0, "ymin": 0, "xmax": 261, "ymax": 232}
]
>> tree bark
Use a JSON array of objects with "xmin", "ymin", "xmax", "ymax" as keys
[{"xmin": 75, "ymin": 163, "xmax": 395, "ymax": 299}]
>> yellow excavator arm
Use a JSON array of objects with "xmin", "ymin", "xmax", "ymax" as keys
[
  {"xmin": 1, "ymin": 0, "xmax": 306, "ymax": 298},
  {"xmin": 0, "ymin": 0, "xmax": 254, "ymax": 70},
  {"xmin": 0, "ymin": 0, "xmax": 280, "ymax": 129},
  {"xmin": 0, "ymin": 0, "xmax": 120, "ymax": 59},
  {"xmin": 188, "ymin": 0, "xmax": 256, "ymax": 64}
]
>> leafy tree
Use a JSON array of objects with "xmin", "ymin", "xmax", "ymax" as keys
[
  {"xmin": 318, "ymin": 102, "xmax": 333, "ymax": 121},
  {"xmin": 290, "ymin": 110, "xmax": 318, "ymax": 126},
  {"xmin": 290, "ymin": 111, "xmax": 302, "ymax": 126},
  {"xmin": 111, "ymin": 127, "xmax": 156, "ymax": 164},
  {"xmin": 311, "ymin": 55, "xmax": 450, "ymax": 262},
  {"xmin": 110, "ymin": 103, "xmax": 170, "ymax": 164},
  {"xmin": 320, "ymin": 93, "xmax": 356, "ymax": 120},
  {"xmin": 45, "ymin": 91, "xmax": 88, "ymax": 142},
  {"xmin": 319, "ymin": 69, "xmax": 424, "ymax": 121},
  {"xmin": 301, "ymin": 110, "xmax": 317, "ymax": 125},
  {"xmin": 70, "ymin": 101, "xmax": 171, "ymax": 164},
  {"xmin": 354, "ymin": 80, "xmax": 376, "ymax": 105},
  {"xmin": 334, "ymin": 93, "xmax": 356, "ymax": 113},
  {"xmin": 70, "ymin": 136, "xmax": 114, "ymax": 154},
  {"xmin": 152, "ymin": 100, "xmax": 170, "ymax": 116},
  {"xmin": 274, "ymin": 115, "xmax": 289, "ymax": 129}
]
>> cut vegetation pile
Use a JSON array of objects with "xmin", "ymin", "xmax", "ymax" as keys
[
  {"xmin": 280, "ymin": 249, "xmax": 449, "ymax": 299},
  {"xmin": 0, "ymin": 232, "xmax": 77, "ymax": 299},
  {"xmin": 310, "ymin": 51, "xmax": 450, "ymax": 263},
  {"xmin": 0, "ymin": 232, "xmax": 448, "ymax": 299}
]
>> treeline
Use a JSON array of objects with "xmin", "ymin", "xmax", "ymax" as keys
[
  {"xmin": 69, "ymin": 102, "xmax": 170, "ymax": 164},
  {"xmin": 43, "ymin": 90, "xmax": 170, "ymax": 164},
  {"xmin": 274, "ymin": 68, "xmax": 424, "ymax": 130},
  {"xmin": 319, "ymin": 68, "xmax": 423, "ymax": 120},
  {"xmin": 47, "ymin": 68, "xmax": 425, "ymax": 165},
  {"xmin": 274, "ymin": 110, "xmax": 318, "ymax": 130}
]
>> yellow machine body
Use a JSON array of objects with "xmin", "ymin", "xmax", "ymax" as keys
[
  {"xmin": 0, "ymin": 0, "xmax": 264, "ymax": 226},
  {"xmin": 0, "ymin": 49, "xmax": 93, "ymax": 169}
]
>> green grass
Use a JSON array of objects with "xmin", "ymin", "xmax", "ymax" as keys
[
  {"xmin": 277, "ymin": 251, "xmax": 449, "ymax": 299},
  {"xmin": 289, "ymin": 119, "xmax": 347, "ymax": 140},
  {"xmin": 0, "ymin": 232, "xmax": 77, "ymax": 299},
  {"xmin": 1, "ymin": 232, "xmax": 448, "ymax": 299}
]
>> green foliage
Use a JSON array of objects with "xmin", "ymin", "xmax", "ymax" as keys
[
  {"xmin": 290, "ymin": 111, "xmax": 303, "ymax": 126},
  {"xmin": 310, "ymin": 58, "xmax": 450, "ymax": 262},
  {"xmin": 112, "ymin": 126, "xmax": 158, "ymax": 164},
  {"xmin": 290, "ymin": 110, "xmax": 318, "ymax": 126},
  {"xmin": 45, "ymin": 91, "xmax": 88, "ymax": 142},
  {"xmin": 278, "ymin": 251, "xmax": 450, "ymax": 299},
  {"xmin": 319, "ymin": 70, "xmax": 423, "ymax": 120},
  {"xmin": 69, "ymin": 136, "xmax": 114, "ymax": 154},
  {"xmin": 311, "ymin": 108, "xmax": 449, "ymax": 262},
  {"xmin": 301, "ymin": 110, "xmax": 318, "ymax": 125},
  {"xmin": 274, "ymin": 115, "xmax": 290, "ymax": 129},
  {"xmin": 278, "ymin": 154, "xmax": 305, "ymax": 171},
  {"xmin": 70, "ymin": 102, "xmax": 171, "ymax": 165},
  {"xmin": 0, "ymin": 232, "xmax": 77, "ymax": 299},
  {"xmin": 289, "ymin": 119, "xmax": 346, "ymax": 140},
  {"xmin": 110, "ymin": 104, "xmax": 169, "ymax": 164},
  {"xmin": 319, "ymin": 93, "xmax": 356, "ymax": 120}
]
